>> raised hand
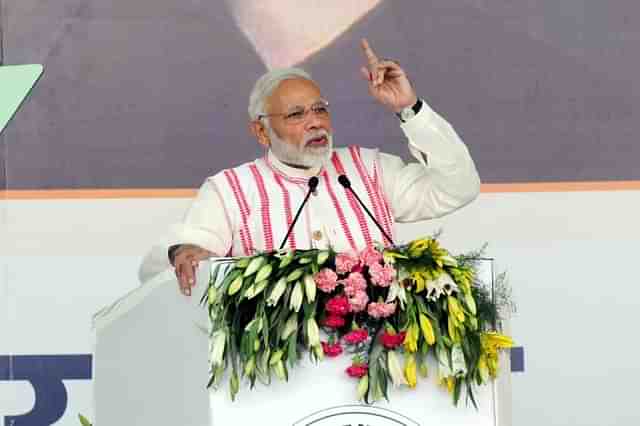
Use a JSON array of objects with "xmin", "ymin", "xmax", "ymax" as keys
[{"xmin": 359, "ymin": 38, "xmax": 418, "ymax": 113}]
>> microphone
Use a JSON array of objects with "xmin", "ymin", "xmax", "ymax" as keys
[
  {"xmin": 337, "ymin": 174, "xmax": 395, "ymax": 246},
  {"xmin": 279, "ymin": 176, "xmax": 319, "ymax": 250}
]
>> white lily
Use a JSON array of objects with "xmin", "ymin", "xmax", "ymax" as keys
[
  {"xmin": 281, "ymin": 314, "xmax": 298, "ymax": 340},
  {"xmin": 267, "ymin": 277, "xmax": 286, "ymax": 306},
  {"xmin": 210, "ymin": 330, "xmax": 226, "ymax": 368},
  {"xmin": 387, "ymin": 351, "xmax": 408, "ymax": 387},
  {"xmin": 436, "ymin": 345, "xmax": 453, "ymax": 377},
  {"xmin": 451, "ymin": 344, "xmax": 468, "ymax": 376},
  {"xmin": 438, "ymin": 272, "xmax": 459, "ymax": 295},
  {"xmin": 306, "ymin": 318, "xmax": 320, "ymax": 348},
  {"xmin": 304, "ymin": 274, "xmax": 316, "ymax": 302},
  {"xmin": 289, "ymin": 281, "xmax": 303, "ymax": 312},
  {"xmin": 386, "ymin": 281, "xmax": 399, "ymax": 303}
]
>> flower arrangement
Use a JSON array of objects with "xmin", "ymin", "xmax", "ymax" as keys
[{"xmin": 204, "ymin": 237, "xmax": 513, "ymax": 406}]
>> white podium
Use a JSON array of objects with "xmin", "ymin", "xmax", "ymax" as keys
[{"xmin": 93, "ymin": 260, "xmax": 511, "ymax": 425}]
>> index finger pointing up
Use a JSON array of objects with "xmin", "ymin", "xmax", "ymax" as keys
[{"xmin": 361, "ymin": 38, "xmax": 379, "ymax": 66}]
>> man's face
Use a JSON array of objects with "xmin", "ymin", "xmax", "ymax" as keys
[{"xmin": 264, "ymin": 78, "xmax": 333, "ymax": 169}]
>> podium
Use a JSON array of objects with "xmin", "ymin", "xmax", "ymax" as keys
[{"xmin": 93, "ymin": 260, "xmax": 511, "ymax": 425}]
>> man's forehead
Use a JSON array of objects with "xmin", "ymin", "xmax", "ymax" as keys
[{"xmin": 269, "ymin": 78, "xmax": 322, "ymax": 109}]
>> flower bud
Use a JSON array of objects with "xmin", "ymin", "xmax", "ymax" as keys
[
  {"xmin": 306, "ymin": 318, "xmax": 320, "ymax": 348},
  {"xmin": 243, "ymin": 256, "xmax": 265, "ymax": 277},
  {"xmin": 289, "ymin": 281, "xmax": 303, "ymax": 312},
  {"xmin": 267, "ymin": 277, "xmax": 287, "ymax": 306},
  {"xmin": 281, "ymin": 314, "xmax": 298, "ymax": 340},
  {"xmin": 304, "ymin": 274, "xmax": 316, "ymax": 302},
  {"xmin": 356, "ymin": 374, "xmax": 369, "ymax": 400}
]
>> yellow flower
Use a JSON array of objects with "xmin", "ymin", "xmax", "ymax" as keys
[
  {"xmin": 419, "ymin": 313, "xmax": 436, "ymax": 345},
  {"xmin": 404, "ymin": 323, "xmax": 419, "ymax": 353},
  {"xmin": 482, "ymin": 332, "xmax": 514, "ymax": 350},
  {"xmin": 477, "ymin": 354, "xmax": 490, "ymax": 383},
  {"xmin": 357, "ymin": 375, "xmax": 369, "ymax": 400},
  {"xmin": 408, "ymin": 238, "xmax": 429, "ymax": 258},
  {"xmin": 447, "ymin": 296, "xmax": 465, "ymax": 323},
  {"xmin": 446, "ymin": 376, "xmax": 455, "ymax": 394},
  {"xmin": 480, "ymin": 332, "xmax": 514, "ymax": 378},
  {"xmin": 419, "ymin": 362, "xmax": 429, "ymax": 378},
  {"xmin": 412, "ymin": 272, "xmax": 426, "ymax": 293},
  {"xmin": 447, "ymin": 317, "xmax": 460, "ymax": 343},
  {"xmin": 404, "ymin": 353, "xmax": 417, "ymax": 388},
  {"xmin": 437, "ymin": 373, "xmax": 455, "ymax": 394}
]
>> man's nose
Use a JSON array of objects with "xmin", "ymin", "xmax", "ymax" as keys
[{"xmin": 304, "ymin": 110, "xmax": 326, "ymax": 130}]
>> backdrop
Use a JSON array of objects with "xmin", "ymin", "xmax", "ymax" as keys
[{"xmin": 3, "ymin": 0, "xmax": 640, "ymax": 189}]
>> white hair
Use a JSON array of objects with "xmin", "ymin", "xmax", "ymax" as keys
[{"xmin": 248, "ymin": 68, "xmax": 314, "ymax": 120}]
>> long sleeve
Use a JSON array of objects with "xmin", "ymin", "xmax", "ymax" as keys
[
  {"xmin": 380, "ymin": 101, "xmax": 481, "ymax": 222},
  {"xmin": 138, "ymin": 178, "xmax": 234, "ymax": 283}
]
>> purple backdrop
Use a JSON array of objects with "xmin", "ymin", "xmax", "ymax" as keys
[{"xmin": 3, "ymin": 1, "xmax": 639, "ymax": 189}]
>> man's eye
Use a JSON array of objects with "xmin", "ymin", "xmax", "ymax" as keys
[
  {"xmin": 314, "ymin": 105, "xmax": 329, "ymax": 114},
  {"xmin": 285, "ymin": 110, "xmax": 305, "ymax": 120}
]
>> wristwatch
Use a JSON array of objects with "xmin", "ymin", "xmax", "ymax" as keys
[{"xmin": 396, "ymin": 98, "xmax": 423, "ymax": 123}]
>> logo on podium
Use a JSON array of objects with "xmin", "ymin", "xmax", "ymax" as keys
[{"xmin": 293, "ymin": 405, "xmax": 419, "ymax": 426}]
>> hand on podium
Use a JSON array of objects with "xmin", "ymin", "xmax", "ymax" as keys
[{"xmin": 170, "ymin": 244, "xmax": 212, "ymax": 296}]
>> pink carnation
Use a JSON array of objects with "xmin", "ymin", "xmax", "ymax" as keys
[
  {"xmin": 343, "ymin": 329, "xmax": 369, "ymax": 345},
  {"xmin": 342, "ymin": 272, "xmax": 367, "ymax": 296},
  {"xmin": 322, "ymin": 315, "xmax": 346, "ymax": 329},
  {"xmin": 335, "ymin": 253, "xmax": 360, "ymax": 274},
  {"xmin": 321, "ymin": 341, "xmax": 343, "ymax": 357},
  {"xmin": 346, "ymin": 363, "xmax": 368, "ymax": 378},
  {"xmin": 326, "ymin": 295, "xmax": 351, "ymax": 316},
  {"xmin": 314, "ymin": 268, "xmax": 338, "ymax": 293},
  {"xmin": 359, "ymin": 245, "xmax": 383, "ymax": 267},
  {"xmin": 369, "ymin": 262, "xmax": 396, "ymax": 287},
  {"xmin": 367, "ymin": 302, "xmax": 397, "ymax": 319},
  {"xmin": 348, "ymin": 290, "xmax": 369, "ymax": 313}
]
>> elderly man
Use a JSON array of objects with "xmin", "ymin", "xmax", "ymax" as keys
[{"xmin": 141, "ymin": 39, "xmax": 480, "ymax": 296}]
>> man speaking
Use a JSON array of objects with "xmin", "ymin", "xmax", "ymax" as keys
[{"xmin": 140, "ymin": 39, "xmax": 480, "ymax": 295}]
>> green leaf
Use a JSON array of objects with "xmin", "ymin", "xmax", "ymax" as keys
[
  {"xmin": 287, "ymin": 332, "xmax": 298, "ymax": 368},
  {"xmin": 466, "ymin": 380, "xmax": 479, "ymax": 410},
  {"xmin": 378, "ymin": 367, "xmax": 389, "ymax": 402},
  {"xmin": 78, "ymin": 414, "xmax": 92, "ymax": 426}
]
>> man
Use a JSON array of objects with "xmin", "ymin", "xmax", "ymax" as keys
[{"xmin": 140, "ymin": 39, "xmax": 480, "ymax": 296}]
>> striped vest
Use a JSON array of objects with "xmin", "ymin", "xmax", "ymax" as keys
[{"xmin": 212, "ymin": 146, "xmax": 395, "ymax": 256}]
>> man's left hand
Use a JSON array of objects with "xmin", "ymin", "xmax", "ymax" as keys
[{"xmin": 359, "ymin": 38, "xmax": 418, "ymax": 113}]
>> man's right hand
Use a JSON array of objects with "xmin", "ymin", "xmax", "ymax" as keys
[{"xmin": 171, "ymin": 244, "xmax": 213, "ymax": 296}]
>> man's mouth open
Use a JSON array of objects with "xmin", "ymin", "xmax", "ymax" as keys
[{"xmin": 305, "ymin": 136, "xmax": 328, "ymax": 148}]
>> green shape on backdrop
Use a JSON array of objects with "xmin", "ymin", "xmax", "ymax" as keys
[{"xmin": 0, "ymin": 64, "xmax": 43, "ymax": 135}]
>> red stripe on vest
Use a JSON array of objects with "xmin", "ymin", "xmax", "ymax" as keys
[
  {"xmin": 331, "ymin": 153, "xmax": 372, "ymax": 247},
  {"xmin": 322, "ymin": 169, "xmax": 357, "ymax": 252},
  {"xmin": 273, "ymin": 172, "xmax": 297, "ymax": 250},
  {"xmin": 224, "ymin": 169, "xmax": 254, "ymax": 256},
  {"xmin": 348, "ymin": 146, "xmax": 393, "ymax": 245},
  {"xmin": 249, "ymin": 164, "xmax": 274, "ymax": 251},
  {"xmin": 372, "ymin": 160, "xmax": 395, "ymax": 238}
]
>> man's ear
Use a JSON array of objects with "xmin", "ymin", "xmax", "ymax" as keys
[{"xmin": 249, "ymin": 120, "xmax": 270, "ymax": 148}]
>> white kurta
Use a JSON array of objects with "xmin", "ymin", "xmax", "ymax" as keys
[{"xmin": 139, "ymin": 102, "xmax": 480, "ymax": 282}]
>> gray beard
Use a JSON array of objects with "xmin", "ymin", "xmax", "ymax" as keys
[{"xmin": 268, "ymin": 127, "xmax": 333, "ymax": 169}]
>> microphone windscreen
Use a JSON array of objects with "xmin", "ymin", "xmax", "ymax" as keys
[
  {"xmin": 308, "ymin": 176, "xmax": 319, "ymax": 190},
  {"xmin": 337, "ymin": 174, "xmax": 351, "ymax": 188}
]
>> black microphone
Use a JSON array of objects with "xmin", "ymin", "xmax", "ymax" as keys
[
  {"xmin": 337, "ymin": 174, "xmax": 395, "ymax": 246},
  {"xmin": 279, "ymin": 176, "xmax": 319, "ymax": 250}
]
